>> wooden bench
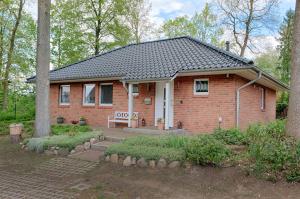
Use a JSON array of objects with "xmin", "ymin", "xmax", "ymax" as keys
[{"xmin": 108, "ymin": 111, "xmax": 138, "ymax": 128}]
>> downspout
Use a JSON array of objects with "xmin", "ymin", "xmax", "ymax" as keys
[{"xmin": 236, "ymin": 71, "xmax": 262, "ymax": 128}]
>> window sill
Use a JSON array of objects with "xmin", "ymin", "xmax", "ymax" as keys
[
  {"xmin": 58, "ymin": 104, "xmax": 70, "ymax": 108},
  {"xmin": 98, "ymin": 105, "xmax": 113, "ymax": 109},
  {"xmin": 82, "ymin": 104, "xmax": 96, "ymax": 108}
]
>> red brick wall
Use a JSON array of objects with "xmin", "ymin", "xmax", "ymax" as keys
[
  {"xmin": 173, "ymin": 75, "xmax": 276, "ymax": 133},
  {"xmin": 50, "ymin": 81, "xmax": 156, "ymax": 127},
  {"xmin": 50, "ymin": 75, "xmax": 276, "ymax": 134},
  {"xmin": 173, "ymin": 75, "xmax": 236, "ymax": 133},
  {"xmin": 236, "ymin": 76, "xmax": 276, "ymax": 130}
]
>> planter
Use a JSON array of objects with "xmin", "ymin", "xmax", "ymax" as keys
[
  {"xmin": 131, "ymin": 120, "xmax": 138, "ymax": 128},
  {"xmin": 157, "ymin": 122, "xmax": 164, "ymax": 130},
  {"xmin": 79, "ymin": 119, "xmax": 86, "ymax": 126},
  {"xmin": 9, "ymin": 123, "xmax": 23, "ymax": 144},
  {"xmin": 57, "ymin": 116, "xmax": 64, "ymax": 124}
]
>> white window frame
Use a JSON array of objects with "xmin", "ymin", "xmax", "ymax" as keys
[
  {"xmin": 194, "ymin": 79, "xmax": 209, "ymax": 95},
  {"xmin": 132, "ymin": 83, "xmax": 139, "ymax": 96},
  {"xmin": 83, "ymin": 84, "xmax": 96, "ymax": 106},
  {"xmin": 260, "ymin": 87, "xmax": 266, "ymax": 110},
  {"xmin": 59, "ymin": 85, "xmax": 70, "ymax": 105},
  {"xmin": 99, "ymin": 83, "xmax": 113, "ymax": 106}
]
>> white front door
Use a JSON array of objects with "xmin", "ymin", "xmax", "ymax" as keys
[{"xmin": 155, "ymin": 81, "xmax": 174, "ymax": 127}]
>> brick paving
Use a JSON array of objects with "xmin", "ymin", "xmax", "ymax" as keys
[{"xmin": 0, "ymin": 158, "xmax": 98, "ymax": 199}]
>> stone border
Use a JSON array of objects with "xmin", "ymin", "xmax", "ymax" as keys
[
  {"xmin": 21, "ymin": 134, "xmax": 105, "ymax": 156},
  {"xmin": 104, "ymin": 154, "xmax": 193, "ymax": 169}
]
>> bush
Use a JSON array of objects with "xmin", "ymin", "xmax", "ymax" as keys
[
  {"xmin": 25, "ymin": 131, "xmax": 102, "ymax": 152},
  {"xmin": 51, "ymin": 124, "xmax": 92, "ymax": 135},
  {"xmin": 185, "ymin": 135, "xmax": 231, "ymax": 166},
  {"xmin": 106, "ymin": 144, "xmax": 185, "ymax": 161},
  {"xmin": 213, "ymin": 128, "xmax": 246, "ymax": 145},
  {"xmin": 0, "ymin": 120, "xmax": 34, "ymax": 136},
  {"xmin": 107, "ymin": 134, "xmax": 232, "ymax": 165}
]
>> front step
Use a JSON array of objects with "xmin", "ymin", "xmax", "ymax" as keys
[
  {"xmin": 91, "ymin": 141, "xmax": 116, "ymax": 151},
  {"xmin": 104, "ymin": 136, "xmax": 124, "ymax": 143}
]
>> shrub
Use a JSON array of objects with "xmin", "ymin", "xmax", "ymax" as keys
[
  {"xmin": 213, "ymin": 128, "xmax": 246, "ymax": 145},
  {"xmin": 185, "ymin": 135, "xmax": 231, "ymax": 166},
  {"xmin": 25, "ymin": 131, "xmax": 102, "ymax": 152},
  {"xmin": 106, "ymin": 144, "xmax": 185, "ymax": 161},
  {"xmin": 51, "ymin": 124, "xmax": 92, "ymax": 135}
]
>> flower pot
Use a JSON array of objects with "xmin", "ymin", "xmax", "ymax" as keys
[
  {"xmin": 57, "ymin": 117, "xmax": 64, "ymax": 124},
  {"xmin": 157, "ymin": 122, "xmax": 164, "ymax": 130},
  {"xmin": 9, "ymin": 123, "xmax": 23, "ymax": 144},
  {"xmin": 131, "ymin": 120, "xmax": 138, "ymax": 128},
  {"xmin": 79, "ymin": 120, "xmax": 86, "ymax": 126}
]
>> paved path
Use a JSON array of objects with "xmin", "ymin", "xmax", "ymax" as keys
[{"xmin": 0, "ymin": 157, "xmax": 98, "ymax": 199}]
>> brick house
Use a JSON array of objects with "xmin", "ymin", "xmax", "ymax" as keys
[{"xmin": 28, "ymin": 37, "xmax": 288, "ymax": 133}]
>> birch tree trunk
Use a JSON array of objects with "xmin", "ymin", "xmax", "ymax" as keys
[
  {"xmin": 287, "ymin": 0, "xmax": 300, "ymax": 139},
  {"xmin": 35, "ymin": 0, "xmax": 50, "ymax": 137}
]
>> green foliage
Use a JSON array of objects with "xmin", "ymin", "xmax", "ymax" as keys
[
  {"xmin": 162, "ymin": 3, "xmax": 224, "ymax": 47},
  {"xmin": 255, "ymin": 50, "xmax": 280, "ymax": 77},
  {"xmin": 106, "ymin": 144, "xmax": 185, "ymax": 161},
  {"xmin": 213, "ymin": 128, "xmax": 247, "ymax": 145},
  {"xmin": 245, "ymin": 120, "xmax": 300, "ymax": 182},
  {"xmin": 185, "ymin": 135, "xmax": 231, "ymax": 165},
  {"xmin": 278, "ymin": 9, "xmax": 294, "ymax": 84},
  {"xmin": 51, "ymin": 124, "xmax": 92, "ymax": 135},
  {"xmin": 107, "ymin": 134, "xmax": 231, "ymax": 165},
  {"xmin": 26, "ymin": 131, "xmax": 102, "ymax": 152}
]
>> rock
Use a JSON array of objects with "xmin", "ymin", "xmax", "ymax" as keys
[
  {"xmin": 21, "ymin": 144, "xmax": 26, "ymax": 149},
  {"xmin": 50, "ymin": 146, "xmax": 56, "ymax": 151},
  {"xmin": 183, "ymin": 161, "xmax": 192, "ymax": 169},
  {"xmin": 54, "ymin": 150, "xmax": 58, "ymax": 155},
  {"xmin": 44, "ymin": 150, "xmax": 53, "ymax": 155},
  {"xmin": 168, "ymin": 161, "xmax": 180, "ymax": 168},
  {"xmin": 137, "ymin": 158, "xmax": 147, "ymax": 167},
  {"xmin": 84, "ymin": 142, "xmax": 91, "ymax": 150},
  {"xmin": 55, "ymin": 146, "xmax": 60, "ymax": 150},
  {"xmin": 99, "ymin": 135, "xmax": 105, "ymax": 141},
  {"xmin": 123, "ymin": 156, "xmax": 132, "ymax": 167},
  {"xmin": 75, "ymin": 145, "xmax": 84, "ymax": 152},
  {"xmin": 24, "ymin": 147, "xmax": 29, "ymax": 151},
  {"xmin": 110, "ymin": 154, "xmax": 118, "ymax": 164},
  {"xmin": 118, "ymin": 156, "xmax": 125, "ymax": 164},
  {"xmin": 131, "ymin": 157, "xmax": 137, "ymax": 165},
  {"xmin": 149, "ymin": 160, "xmax": 156, "ymax": 168},
  {"xmin": 157, "ymin": 158, "xmax": 167, "ymax": 168},
  {"xmin": 90, "ymin": 138, "xmax": 97, "ymax": 144},
  {"xmin": 105, "ymin": 155, "xmax": 110, "ymax": 162},
  {"xmin": 70, "ymin": 150, "xmax": 76, "ymax": 155},
  {"xmin": 58, "ymin": 148, "xmax": 69, "ymax": 156}
]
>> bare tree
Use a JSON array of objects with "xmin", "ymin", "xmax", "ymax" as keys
[
  {"xmin": 2, "ymin": 0, "xmax": 25, "ymax": 110},
  {"xmin": 35, "ymin": 0, "xmax": 50, "ymax": 137},
  {"xmin": 217, "ymin": 0, "xmax": 279, "ymax": 57},
  {"xmin": 287, "ymin": 0, "xmax": 300, "ymax": 139},
  {"xmin": 125, "ymin": 0, "xmax": 152, "ymax": 43}
]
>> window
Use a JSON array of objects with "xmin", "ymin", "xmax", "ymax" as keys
[
  {"xmin": 100, "ymin": 83, "xmax": 113, "ymax": 106},
  {"xmin": 194, "ymin": 79, "xmax": 209, "ymax": 95},
  {"xmin": 83, "ymin": 84, "xmax": 95, "ymax": 105},
  {"xmin": 261, "ymin": 88, "xmax": 266, "ymax": 110},
  {"xmin": 133, "ymin": 84, "xmax": 139, "ymax": 95},
  {"xmin": 59, "ymin": 85, "xmax": 70, "ymax": 105}
]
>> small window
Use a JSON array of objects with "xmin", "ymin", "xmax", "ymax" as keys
[
  {"xmin": 83, "ymin": 84, "xmax": 95, "ymax": 105},
  {"xmin": 133, "ymin": 84, "xmax": 139, "ymax": 94},
  {"xmin": 261, "ymin": 88, "xmax": 266, "ymax": 110},
  {"xmin": 100, "ymin": 83, "xmax": 113, "ymax": 106},
  {"xmin": 59, "ymin": 85, "xmax": 70, "ymax": 105},
  {"xmin": 194, "ymin": 79, "xmax": 209, "ymax": 95}
]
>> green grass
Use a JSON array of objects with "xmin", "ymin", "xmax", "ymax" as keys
[
  {"xmin": 106, "ymin": 134, "xmax": 231, "ymax": 165},
  {"xmin": 106, "ymin": 143, "xmax": 185, "ymax": 161},
  {"xmin": 0, "ymin": 120, "xmax": 34, "ymax": 137},
  {"xmin": 213, "ymin": 128, "xmax": 247, "ymax": 145},
  {"xmin": 26, "ymin": 131, "xmax": 102, "ymax": 152},
  {"xmin": 51, "ymin": 124, "xmax": 92, "ymax": 135}
]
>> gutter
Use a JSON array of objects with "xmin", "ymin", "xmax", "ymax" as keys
[{"xmin": 236, "ymin": 71, "xmax": 262, "ymax": 129}]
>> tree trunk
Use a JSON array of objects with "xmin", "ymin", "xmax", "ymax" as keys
[
  {"xmin": 35, "ymin": 0, "xmax": 51, "ymax": 137},
  {"xmin": 287, "ymin": 0, "xmax": 300, "ymax": 139},
  {"xmin": 2, "ymin": 0, "xmax": 24, "ymax": 111}
]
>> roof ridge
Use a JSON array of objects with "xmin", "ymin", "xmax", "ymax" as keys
[{"xmin": 185, "ymin": 36, "xmax": 254, "ymax": 65}]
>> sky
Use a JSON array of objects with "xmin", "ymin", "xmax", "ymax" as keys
[{"xmin": 25, "ymin": 0, "xmax": 296, "ymax": 59}]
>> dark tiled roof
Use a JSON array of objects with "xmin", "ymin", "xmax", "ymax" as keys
[{"xmin": 28, "ymin": 36, "xmax": 254, "ymax": 82}]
